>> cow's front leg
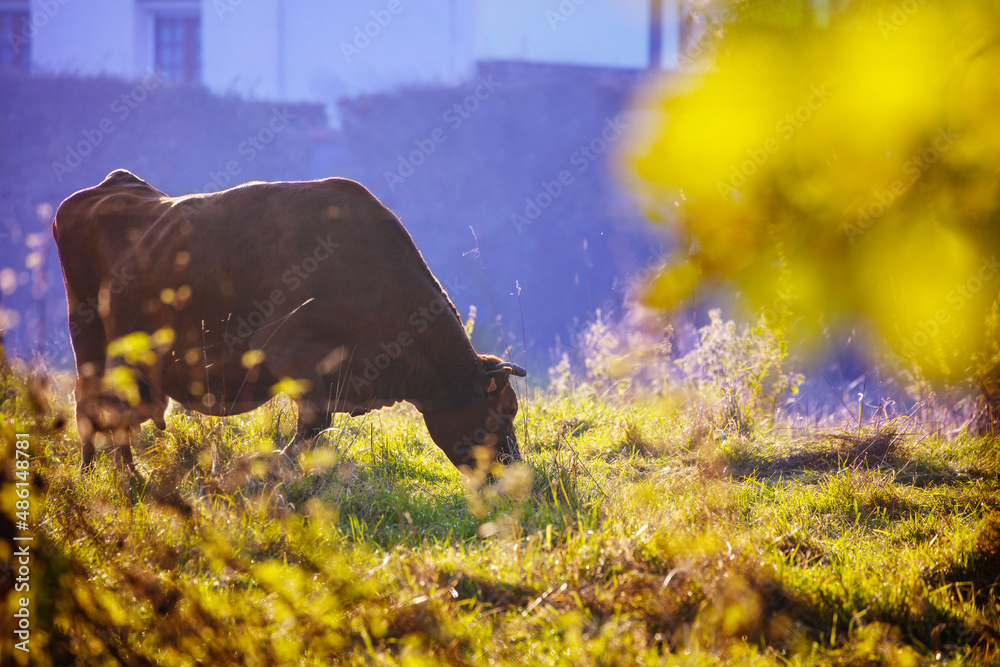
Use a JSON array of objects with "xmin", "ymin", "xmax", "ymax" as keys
[
  {"xmin": 111, "ymin": 426, "xmax": 138, "ymax": 474},
  {"xmin": 285, "ymin": 398, "xmax": 332, "ymax": 456},
  {"xmin": 296, "ymin": 401, "xmax": 331, "ymax": 439},
  {"xmin": 77, "ymin": 405, "xmax": 97, "ymax": 472}
]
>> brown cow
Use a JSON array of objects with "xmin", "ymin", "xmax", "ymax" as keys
[{"xmin": 53, "ymin": 169, "xmax": 525, "ymax": 474}]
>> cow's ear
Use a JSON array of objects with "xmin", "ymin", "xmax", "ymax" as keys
[
  {"xmin": 485, "ymin": 368, "xmax": 512, "ymax": 393},
  {"xmin": 476, "ymin": 366, "xmax": 512, "ymax": 396}
]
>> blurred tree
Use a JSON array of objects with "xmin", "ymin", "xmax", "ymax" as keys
[{"xmin": 624, "ymin": 0, "xmax": 1000, "ymax": 389}]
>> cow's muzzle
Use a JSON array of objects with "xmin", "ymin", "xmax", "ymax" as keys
[{"xmin": 496, "ymin": 433, "xmax": 521, "ymax": 466}]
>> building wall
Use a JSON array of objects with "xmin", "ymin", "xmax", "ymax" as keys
[
  {"xmin": 200, "ymin": 0, "xmax": 476, "ymax": 104},
  {"xmin": 278, "ymin": 0, "xmax": 476, "ymax": 101},
  {"xmin": 201, "ymin": 0, "xmax": 281, "ymax": 99},
  {"xmin": 657, "ymin": 0, "xmax": 683, "ymax": 68},
  {"xmin": 28, "ymin": 0, "xmax": 674, "ymax": 104},
  {"xmin": 475, "ymin": 0, "xmax": 681, "ymax": 69},
  {"xmin": 30, "ymin": 0, "xmax": 138, "ymax": 77}
]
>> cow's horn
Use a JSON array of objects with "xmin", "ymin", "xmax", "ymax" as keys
[{"xmin": 500, "ymin": 362, "xmax": 527, "ymax": 377}]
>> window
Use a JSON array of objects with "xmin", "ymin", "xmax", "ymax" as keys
[
  {"xmin": 0, "ymin": 7, "xmax": 30, "ymax": 72},
  {"xmin": 154, "ymin": 14, "xmax": 200, "ymax": 82}
]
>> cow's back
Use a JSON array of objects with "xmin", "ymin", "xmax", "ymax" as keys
[{"xmin": 126, "ymin": 177, "xmax": 452, "ymax": 339}]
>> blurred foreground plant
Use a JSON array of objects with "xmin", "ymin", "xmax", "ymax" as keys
[{"xmin": 624, "ymin": 0, "xmax": 1000, "ymax": 386}]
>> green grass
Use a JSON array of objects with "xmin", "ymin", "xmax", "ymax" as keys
[{"xmin": 1, "ymin": 364, "xmax": 998, "ymax": 665}]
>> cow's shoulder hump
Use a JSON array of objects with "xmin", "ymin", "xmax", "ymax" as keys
[
  {"xmin": 309, "ymin": 177, "xmax": 385, "ymax": 207},
  {"xmin": 53, "ymin": 170, "xmax": 167, "ymax": 242},
  {"xmin": 102, "ymin": 169, "xmax": 148, "ymax": 188}
]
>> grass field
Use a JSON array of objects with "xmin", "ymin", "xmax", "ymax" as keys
[{"xmin": 1, "ymin": 340, "xmax": 999, "ymax": 665}]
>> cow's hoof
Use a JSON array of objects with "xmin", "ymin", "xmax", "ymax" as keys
[{"xmin": 273, "ymin": 445, "xmax": 298, "ymax": 463}]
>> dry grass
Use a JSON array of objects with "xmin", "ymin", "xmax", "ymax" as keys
[
  {"xmin": 2, "ymin": 360, "xmax": 999, "ymax": 664},
  {"xmin": 771, "ymin": 425, "xmax": 905, "ymax": 473}
]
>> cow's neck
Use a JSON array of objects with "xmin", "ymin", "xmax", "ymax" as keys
[{"xmin": 407, "ymin": 316, "xmax": 480, "ymax": 410}]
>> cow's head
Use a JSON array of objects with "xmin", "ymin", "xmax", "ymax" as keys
[{"xmin": 422, "ymin": 355, "xmax": 526, "ymax": 476}]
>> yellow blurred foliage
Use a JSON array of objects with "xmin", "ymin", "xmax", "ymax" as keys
[
  {"xmin": 102, "ymin": 365, "xmax": 140, "ymax": 406},
  {"xmin": 107, "ymin": 331, "xmax": 157, "ymax": 366},
  {"xmin": 623, "ymin": 0, "xmax": 1000, "ymax": 380},
  {"xmin": 270, "ymin": 377, "xmax": 312, "ymax": 400},
  {"xmin": 241, "ymin": 349, "xmax": 266, "ymax": 369},
  {"xmin": 107, "ymin": 327, "xmax": 175, "ymax": 367}
]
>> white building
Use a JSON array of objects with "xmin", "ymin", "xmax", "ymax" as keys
[{"xmin": 2, "ymin": 0, "xmax": 685, "ymax": 106}]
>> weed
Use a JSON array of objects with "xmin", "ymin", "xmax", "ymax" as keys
[
  {"xmin": 1, "ymin": 329, "xmax": 997, "ymax": 664},
  {"xmin": 677, "ymin": 309, "xmax": 804, "ymax": 437}
]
